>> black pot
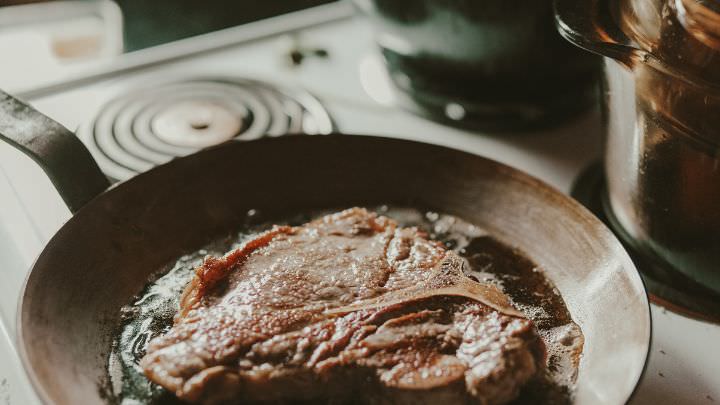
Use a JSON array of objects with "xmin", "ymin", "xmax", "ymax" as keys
[{"xmin": 355, "ymin": 0, "xmax": 601, "ymax": 130}]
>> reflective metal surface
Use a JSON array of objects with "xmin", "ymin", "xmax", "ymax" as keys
[{"xmin": 557, "ymin": 0, "xmax": 720, "ymax": 294}]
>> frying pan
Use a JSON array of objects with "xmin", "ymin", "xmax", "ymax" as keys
[{"xmin": 0, "ymin": 90, "xmax": 650, "ymax": 404}]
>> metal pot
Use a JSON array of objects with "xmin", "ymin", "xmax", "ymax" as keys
[
  {"xmin": 556, "ymin": 0, "xmax": 720, "ymax": 293},
  {"xmin": 353, "ymin": 0, "xmax": 600, "ymax": 130}
]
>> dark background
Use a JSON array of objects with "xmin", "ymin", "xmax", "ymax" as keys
[
  {"xmin": 115, "ymin": 0, "xmax": 333, "ymax": 51},
  {"xmin": 1, "ymin": 0, "xmax": 334, "ymax": 51}
]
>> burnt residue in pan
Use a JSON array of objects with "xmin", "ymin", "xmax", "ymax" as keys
[{"xmin": 106, "ymin": 207, "xmax": 583, "ymax": 404}]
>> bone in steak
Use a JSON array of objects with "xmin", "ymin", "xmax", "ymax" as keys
[{"xmin": 141, "ymin": 208, "xmax": 544, "ymax": 404}]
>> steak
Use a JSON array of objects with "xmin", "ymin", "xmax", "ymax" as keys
[{"xmin": 141, "ymin": 208, "xmax": 544, "ymax": 404}]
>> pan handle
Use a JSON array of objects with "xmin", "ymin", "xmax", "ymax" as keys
[{"xmin": 0, "ymin": 90, "xmax": 110, "ymax": 213}]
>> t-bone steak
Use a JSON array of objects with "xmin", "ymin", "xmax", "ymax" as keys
[{"xmin": 141, "ymin": 208, "xmax": 544, "ymax": 404}]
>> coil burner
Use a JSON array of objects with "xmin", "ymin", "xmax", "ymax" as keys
[{"xmin": 79, "ymin": 78, "xmax": 334, "ymax": 181}]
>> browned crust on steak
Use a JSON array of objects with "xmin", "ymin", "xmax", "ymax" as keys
[
  {"xmin": 179, "ymin": 225, "xmax": 294, "ymax": 318},
  {"xmin": 141, "ymin": 208, "xmax": 543, "ymax": 404}
]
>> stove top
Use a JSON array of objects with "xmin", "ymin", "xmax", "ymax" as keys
[
  {"xmin": 0, "ymin": 3, "xmax": 718, "ymax": 404},
  {"xmin": 79, "ymin": 77, "xmax": 333, "ymax": 180}
]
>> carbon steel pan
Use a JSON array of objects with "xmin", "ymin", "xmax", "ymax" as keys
[{"xmin": 12, "ymin": 135, "xmax": 650, "ymax": 404}]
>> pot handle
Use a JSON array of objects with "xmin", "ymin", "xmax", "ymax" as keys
[
  {"xmin": 554, "ymin": 0, "xmax": 639, "ymax": 65},
  {"xmin": 0, "ymin": 90, "xmax": 110, "ymax": 213}
]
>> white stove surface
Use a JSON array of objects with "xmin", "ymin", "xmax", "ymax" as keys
[{"xmin": 0, "ymin": 3, "xmax": 718, "ymax": 404}]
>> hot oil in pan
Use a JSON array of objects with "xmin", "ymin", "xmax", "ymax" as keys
[
  {"xmin": 106, "ymin": 239, "xmax": 240, "ymax": 404},
  {"xmin": 385, "ymin": 208, "xmax": 583, "ymax": 404},
  {"xmin": 107, "ymin": 207, "xmax": 583, "ymax": 404}
]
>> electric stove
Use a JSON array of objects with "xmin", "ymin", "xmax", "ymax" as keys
[{"xmin": 0, "ymin": 3, "xmax": 718, "ymax": 404}]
